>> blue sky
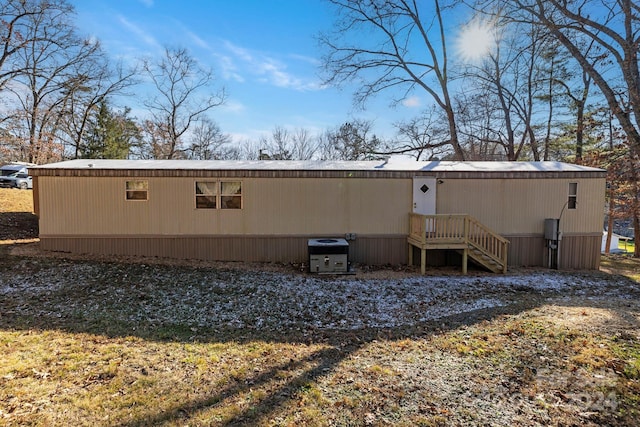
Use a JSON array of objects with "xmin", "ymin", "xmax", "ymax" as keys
[{"xmin": 68, "ymin": 0, "xmax": 435, "ymax": 143}]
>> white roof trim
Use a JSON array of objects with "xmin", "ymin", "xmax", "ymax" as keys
[{"xmin": 33, "ymin": 159, "xmax": 605, "ymax": 173}]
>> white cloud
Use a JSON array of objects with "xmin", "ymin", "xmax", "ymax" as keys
[
  {"xmin": 220, "ymin": 40, "xmax": 323, "ymax": 91},
  {"xmin": 228, "ymin": 130, "xmax": 265, "ymax": 143},
  {"xmin": 288, "ymin": 53, "xmax": 321, "ymax": 66},
  {"xmin": 215, "ymin": 54, "xmax": 244, "ymax": 83},
  {"xmin": 117, "ymin": 15, "xmax": 160, "ymax": 49},
  {"xmin": 138, "ymin": 0, "xmax": 154, "ymax": 7},
  {"xmin": 223, "ymin": 40, "xmax": 254, "ymax": 63},
  {"xmin": 402, "ymin": 96, "xmax": 421, "ymax": 108},
  {"xmin": 186, "ymin": 30, "xmax": 210, "ymax": 50},
  {"xmin": 257, "ymin": 59, "xmax": 302, "ymax": 88},
  {"xmin": 220, "ymin": 100, "xmax": 246, "ymax": 113}
]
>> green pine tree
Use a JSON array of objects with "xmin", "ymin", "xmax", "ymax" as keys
[{"xmin": 80, "ymin": 101, "xmax": 140, "ymax": 159}]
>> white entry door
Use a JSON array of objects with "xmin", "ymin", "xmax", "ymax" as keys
[{"xmin": 412, "ymin": 177, "xmax": 436, "ymax": 215}]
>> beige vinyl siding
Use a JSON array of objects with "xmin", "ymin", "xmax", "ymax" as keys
[
  {"xmin": 39, "ymin": 177, "xmax": 198, "ymax": 235},
  {"xmin": 437, "ymin": 178, "xmax": 604, "ymax": 234},
  {"xmin": 37, "ymin": 176, "xmax": 411, "ymax": 236},
  {"xmin": 39, "ymin": 235, "xmax": 410, "ymax": 264},
  {"xmin": 558, "ymin": 234, "xmax": 602, "ymax": 269},
  {"xmin": 40, "ymin": 233, "xmax": 600, "ymax": 268},
  {"xmin": 504, "ymin": 233, "xmax": 601, "ymax": 268},
  {"xmin": 38, "ymin": 175, "xmax": 603, "ymax": 237},
  {"xmin": 251, "ymin": 177, "xmax": 410, "ymax": 234}
]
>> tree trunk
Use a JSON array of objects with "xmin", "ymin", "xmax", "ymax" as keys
[
  {"xmin": 446, "ymin": 106, "xmax": 465, "ymax": 160},
  {"xmin": 575, "ymin": 100, "xmax": 584, "ymax": 164},
  {"xmin": 633, "ymin": 164, "xmax": 640, "ymax": 258},
  {"xmin": 634, "ymin": 214, "xmax": 640, "ymax": 258},
  {"xmin": 605, "ymin": 186, "xmax": 615, "ymax": 253}
]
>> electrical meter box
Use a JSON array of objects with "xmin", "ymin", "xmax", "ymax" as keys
[{"xmin": 544, "ymin": 218, "xmax": 560, "ymax": 240}]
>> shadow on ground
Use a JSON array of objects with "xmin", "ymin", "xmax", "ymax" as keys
[
  {"xmin": 1, "ymin": 249, "xmax": 638, "ymax": 426},
  {"xmin": 0, "ymin": 212, "xmax": 38, "ymax": 240}
]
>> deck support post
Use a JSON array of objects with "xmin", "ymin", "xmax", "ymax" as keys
[
  {"xmin": 408, "ymin": 241, "xmax": 426, "ymax": 273},
  {"xmin": 462, "ymin": 248, "xmax": 468, "ymax": 275}
]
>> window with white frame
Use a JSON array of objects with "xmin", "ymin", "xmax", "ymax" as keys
[
  {"xmin": 195, "ymin": 182, "xmax": 217, "ymax": 209},
  {"xmin": 125, "ymin": 180, "xmax": 148, "ymax": 200},
  {"xmin": 221, "ymin": 181, "xmax": 242, "ymax": 209},
  {"xmin": 195, "ymin": 181, "xmax": 242, "ymax": 209},
  {"xmin": 568, "ymin": 182, "xmax": 577, "ymax": 209}
]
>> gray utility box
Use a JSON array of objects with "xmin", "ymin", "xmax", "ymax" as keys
[
  {"xmin": 308, "ymin": 238, "xmax": 349, "ymax": 273},
  {"xmin": 544, "ymin": 218, "xmax": 560, "ymax": 240}
]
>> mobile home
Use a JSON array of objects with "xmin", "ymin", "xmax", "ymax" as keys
[{"xmin": 30, "ymin": 159, "xmax": 606, "ymax": 271}]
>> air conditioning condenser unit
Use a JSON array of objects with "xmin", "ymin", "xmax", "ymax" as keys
[{"xmin": 308, "ymin": 238, "xmax": 349, "ymax": 274}]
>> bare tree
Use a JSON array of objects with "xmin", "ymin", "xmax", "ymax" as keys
[
  {"xmin": 319, "ymin": 119, "xmax": 383, "ymax": 160},
  {"xmin": 501, "ymin": 0, "xmax": 640, "ymax": 155},
  {"xmin": 290, "ymin": 128, "xmax": 319, "ymax": 160},
  {"xmin": 187, "ymin": 118, "xmax": 231, "ymax": 160},
  {"xmin": 0, "ymin": 0, "xmax": 56, "ymax": 93},
  {"xmin": 135, "ymin": 120, "xmax": 171, "ymax": 160},
  {"xmin": 257, "ymin": 126, "xmax": 320, "ymax": 160},
  {"xmin": 391, "ymin": 106, "xmax": 451, "ymax": 160},
  {"xmin": 0, "ymin": 112, "xmax": 33, "ymax": 162},
  {"xmin": 237, "ymin": 138, "xmax": 262, "ymax": 160},
  {"xmin": 265, "ymin": 126, "xmax": 293, "ymax": 160},
  {"xmin": 5, "ymin": 0, "xmax": 109, "ymax": 163},
  {"xmin": 483, "ymin": 0, "xmax": 640, "ymax": 255},
  {"xmin": 537, "ymin": 40, "xmax": 569, "ymax": 161},
  {"xmin": 536, "ymin": 38, "xmax": 600, "ymax": 163},
  {"xmin": 458, "ymin": 17, "xmax": 550, "ymax": 160},
  {"xmin": 320, "ymin": 0, "xmax": 466, "ymax": 159},
  {"xmin": 143, "ymin": 46, "xmax": 226, "ymax": 159},
  {"xmin": 62, "ymin": 59, "xmax": 138, "ymax": 159},
  {"xmin": 452, "ymin": 92, "xmax": 506, "ymax": 160}
]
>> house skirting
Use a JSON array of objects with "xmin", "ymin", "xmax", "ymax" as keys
[
  {"xmin": 38, "ymin": 234, "xmax": 408, "ymax": 266},
  {"xmin": 505, "ymin": 233, "xmax": 602, "ymax": 270},
  {"xmin": 39, "ymin": 233, "xmax": 601, "ymax": 270}
]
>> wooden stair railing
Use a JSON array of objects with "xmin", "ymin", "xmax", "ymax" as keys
[{"xmin": 408, "ymin": 213, "xmax": 509, "ymax": 274}]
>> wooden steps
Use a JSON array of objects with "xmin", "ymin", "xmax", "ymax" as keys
[
  {"xmin": 464, "ymin": 245, "xmax": 505, "ymax": 274},
  {"xmin": 408, "ymin": 213, "xmax": 509, "ymax": 274}
]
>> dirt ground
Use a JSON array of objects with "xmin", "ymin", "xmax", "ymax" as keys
[{"xmin": 0, "ymin": 188, "xmax": 38, "ymax": 243}]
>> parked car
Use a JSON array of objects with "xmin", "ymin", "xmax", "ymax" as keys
[{"xmin": 0, "ymin": 164, "xmax": 33, "ymax": 189}]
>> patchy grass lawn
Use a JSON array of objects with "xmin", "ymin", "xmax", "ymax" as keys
[
  {"xmin": 601, "ymin": 255, "xmax": 640, "ymax": 282},
  {"xmin": 619, "ymin": 240, "xmax": 635, "ymax": 255},
  {"xmin": 0, "ymin": 188, "xmax": 33, "ymax": 213},
  {"xmin": 0, "ymin": 188, "xmax": 38, "ymax": 243},
  {"xmin": 1, "ymin": 250, "xmax": 639, "ymax": 426}
]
